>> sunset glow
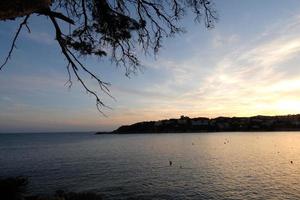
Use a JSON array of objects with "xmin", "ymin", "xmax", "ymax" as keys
[{"xmin": 1, "ymin": 1, "xmax": 300, "ymax": 132}]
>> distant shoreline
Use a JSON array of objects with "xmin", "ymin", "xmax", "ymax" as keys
[
  {"xmin": 101, "ymin": 114, "xmax": 300, "ymax": 134},
  {"xmin": 96, "ymin": 129, "xmax": 300, "ymax": 134}
]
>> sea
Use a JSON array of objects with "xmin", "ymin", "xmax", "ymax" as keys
[{"xmin": 1, "ymin": 132, "xmax": 300, "ymax": 199}]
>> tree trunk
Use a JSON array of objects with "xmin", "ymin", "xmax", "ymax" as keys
[{"xmin": 0, "ymin": 0, "xmax": 51, "ymax": 20}]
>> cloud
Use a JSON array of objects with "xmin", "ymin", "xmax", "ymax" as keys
[
  {"xmin": 3, "ymin": 7, "xmax": 300, "ymax": 132},
  {"xmin": 127, "ymin": 14, "xmax": 300, "ymax": 119},
  {"xmin": 0, "ymin": 72, "xmax": 70, "ymax": 93},
  {"xmin": 112, "ymin": 84, "xmax": 174, "ymax": 99},
  {"xmin": 0, "ymin": 96, "xmax": 12, "ymax": 102},
  {"xmin": 175, "ymin": 16, "xmax": 300, "ymax": 116},
  {"xmin": 26, "ymin": 31, "xmax": 55, "ymax": 45},
  {"xmin": 212, "ymin": 33, "xmax": 240, "ymax": 48}
]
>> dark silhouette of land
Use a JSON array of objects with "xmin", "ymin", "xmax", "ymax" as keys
[
  {"xmin": 98, "ymin": 114, "xmax": 300, "ymax": 134},
  {"xmin": 0, "ymin": 177, "xmax": 103, "ymax": 200}
]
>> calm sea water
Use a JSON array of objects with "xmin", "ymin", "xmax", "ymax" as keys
[{"xmin": 1, "ymin": 132, "xmax": 300, "ymax": 199}]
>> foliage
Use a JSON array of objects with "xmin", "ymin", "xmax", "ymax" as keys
[
  {"xmin": 0, "ymin": 176, "xmax": 28, "ymax": 200},
  {"xmin": 0, "ymin": 0, "xmax": 217, "ymax": 111},
  {"xmin": 0, "ymin": 177, "xmax": 103, "ymax": 200}
]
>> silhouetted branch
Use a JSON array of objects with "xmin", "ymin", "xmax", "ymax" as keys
[
  {"xmin": 0, "ymin": 15, "xmax": 30, "ymax": 70},
  {"xmin": 48, "ymin": 9, "xmax": 111, "ymax": 115},
  {"xmin": 0, "ymin": 0, "xmax": 217, "ymax": 112},
  {"xmin": 37, "ymin": 9, "xmax": 75, "ymax": 24}
]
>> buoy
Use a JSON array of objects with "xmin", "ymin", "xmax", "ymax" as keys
[{"xmin": 169, "ymin": 160, "xmax": 172, "ymax": 166}]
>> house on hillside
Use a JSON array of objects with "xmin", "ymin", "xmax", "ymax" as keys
[
  {"xmin": 177, "ymin": 115, "xmax": 190, "ymax": 125},
  {"xmin": 191, "ymin": 117, "xmax": 209, "ymax": 126}
]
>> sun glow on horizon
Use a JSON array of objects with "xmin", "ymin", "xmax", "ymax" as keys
[{"xmin": 2, "ymin": 1, "xmax": 300, "ymax": 132}]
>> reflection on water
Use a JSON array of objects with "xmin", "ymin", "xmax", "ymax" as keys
[{"xmin": 1, "ymin": 132, "xmax": 300, "ymax": 199}]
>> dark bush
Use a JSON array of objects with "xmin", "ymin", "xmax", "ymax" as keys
[{"xmin": 0, "ymin": 176, "xmax": 28, "ymax": 200}]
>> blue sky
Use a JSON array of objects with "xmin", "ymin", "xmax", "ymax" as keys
[{"xmin": 1, "ymin": 0, "xmax": 300, "ymax": 132}]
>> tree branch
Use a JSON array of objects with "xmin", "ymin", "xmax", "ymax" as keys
[
  {"xmin": 48, "ymin": 8, "xmax": 111, "ymax": 114},
  {"xmin": 0, "ymin": 15, "xmax": 30, "ymax": 70},
  {"xmin": 37, "ymin": 9, "xmax": 75, "ymax": 24}
]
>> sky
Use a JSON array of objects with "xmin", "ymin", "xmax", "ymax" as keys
[{"xmin": 1, "ymin": 0, "xmax": 300, "ymax": 132}]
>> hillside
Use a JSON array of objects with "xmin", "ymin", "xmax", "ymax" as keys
[{"xmin": 110, "ymin": 114, "xmax": 300, "ymax": 134}]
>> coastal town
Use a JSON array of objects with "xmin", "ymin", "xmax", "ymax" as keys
[{"xmin": 112, "ymin": 114, "xmax": 300, "ymax": 133}]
